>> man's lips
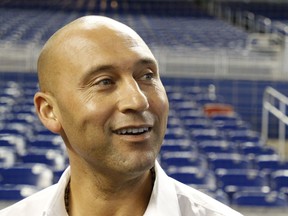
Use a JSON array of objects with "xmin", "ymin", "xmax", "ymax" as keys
[{"xmin": 113, "ymin": 126, "xmax": 152, "ymax": 135}]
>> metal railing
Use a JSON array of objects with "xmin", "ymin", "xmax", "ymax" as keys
[{"xmin": 261, "ymin": 87, "xmax": 288, "ymax": 160}]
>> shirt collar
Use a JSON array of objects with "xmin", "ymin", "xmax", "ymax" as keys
[
  {"xmin": 44, "ymin": 167, "xmax": 70, "ymax": 216},
  {"xmin": 144, "ymin": 161, "xmax": 181, "ymax": 215},
  {"xmin": 43, "ymin": 161, "xmax": 180, "ymax": 216}
]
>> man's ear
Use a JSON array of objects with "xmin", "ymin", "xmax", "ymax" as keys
[{"xmin": 34, "ymin": 92, "xmax": 62, "ymax": 134}]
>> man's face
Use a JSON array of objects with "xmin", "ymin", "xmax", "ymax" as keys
[{"xmin": 52, "ymin": 25, "xmax": 169, "ymax": 176}]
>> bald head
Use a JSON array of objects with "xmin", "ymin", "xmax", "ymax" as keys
[{"xmin": 37, "ymin": 15, "xmax": 151, "ymax": 93}]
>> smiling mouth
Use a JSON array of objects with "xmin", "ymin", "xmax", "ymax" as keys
[{"xmin": 113, "ymin": 127, "xmax": 152, "ymax": 135}]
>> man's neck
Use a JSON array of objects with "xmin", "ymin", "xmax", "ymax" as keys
[{"xmin": 67, "ymin": 168, "xmax": 155, "ymax": 216}]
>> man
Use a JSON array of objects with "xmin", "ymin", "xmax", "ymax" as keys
[{"xmin": 0, "ymin": 16, "xmax": 243, "ymax": 216}]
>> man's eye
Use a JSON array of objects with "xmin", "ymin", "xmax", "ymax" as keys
[
  {"xmin": 142, "ymin": 72, "xmax": 154, "ymax": 81},
  {"xmin": 100, "ymin": 79, "xmax": 112, "ymax": 85},
  {"xmin": 94, "ymin": 78, "xmax": 114, "ymax": 87}
]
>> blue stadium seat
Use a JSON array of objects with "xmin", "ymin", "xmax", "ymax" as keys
[
  {"xmin": 198, "ymin": 140, "xmax": 236, "ymax": 154},
  {"xmin": 184, "ymin": 86, "xmax": 207, "ymax": 97},
  {"xmin": 271, "ymin": 170, "xmax": 288, "ymax": 194},
  {"xmin": 0, "ymin": 185, "xmax": 39, "ymax": 201},
  {"xmin": 183, "ymin": 118, "xmax": 213, "ymax": 130},
  {"xmin": 213, "ymin": 119, "xmax": 249, "ymax": 133},
  {"xmin": 52, "ymin": 169, "xmax": 66, "ymax": 184},
  {"xmin": 0, "ymin": 139, "xmax": 16, "ymax": 149},
  {"xmin": 167, "ymin": 92, "xmax": 187, "ymax": 104},
  {"xmin": 161, "ymin": 138, "xmax": 196, "ymax": 153},
  {"xmin": 27, "ymin": 138, "xmax": 64, "ymax": 150},
  {"xmin": 173, "ymin": 101, "xmax": 200, "ymax": 112},
  {"xmin": 0, "ymin": 163, "xmax": 53, "ymax": 188},
  {"xmin": 0, "ymin": 147, "xmax": 16, "ymax": 168},
  {"xmin": 256, "ymin": 155, "xmax": 288, "ymax": 174},
  {"xmin": 164, "ymin": 127, "xmax": 189, "ymax": 140},
  {"xmin": 160, "ymin": 144, "xmax": 192, "ymax": 153},
  {"xmin": 207, "ymin": 153, "xmax": 251, "ymax": 171},
  {"xmin": 215, "ymin": 168, "xmax": 270, "ymax": 197},
  {"xmin": 167, "ymin": 116, "xmax": 183, "ymax": 129},
  {"xmin": 227, "ymin": 130, "xmax": 261, "ymax": 143},
  {"xmin": 0, "ymin": 135, "xmax": 26, "ymax": 156},
  {"xmin": 232, "ymin": 191, "xmax": 288, "ymax": 207},
  {"xmin": 239, "ymin": 142, "xmax": 276, "ymax": 157},
  {"xmin": 178, "ymin": 110, "xmax": 206, "ymax": 121},
  {"xmin": 160, "ymin": 151, "xmax": 207, "ymax": 170},
  {"xmin": 194, "ymin": 93, "xmax": 224, "ymax": 105},
  {"xmin": 190, "ymin": 128, "xmax": 223, "ymax": 141},
  {"xmin": 210, "ymin": 114, "xmax": 239, "ymax": 122},
  {"xmin": 0, "ymin": 128, "xmax": 23, "ymax": 137},
  {"xmin": 20, "ymin": 148, "xmax": 66, "ymax": 171},
  {"xmin": 167, "ymin": 166, "xmax": 216, "ymax": 190}
]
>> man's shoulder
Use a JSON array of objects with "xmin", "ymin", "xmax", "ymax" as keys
[
  {"xmin": 0, "ymin": 184, "xmax": 57, "ymax": 216},
  {"xmin": 171, "ymin": 178, "xmax": 243, "ymax": 216}
]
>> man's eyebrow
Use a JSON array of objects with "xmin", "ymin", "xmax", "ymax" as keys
[
  {"xmin": 135, "ymin": 58, "xmax": 157, "ymax": 66},
  {"xmin": 88, "ymin": 64, "xmax": 117, "ymax": 75},
  {"xmin": 80, "ymin": 64, "xmax": 118, "ymax": 86}
]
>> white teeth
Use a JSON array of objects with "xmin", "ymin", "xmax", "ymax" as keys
[{"xmin": 116, "ymin": 127, "xmax": 149, "ymax": 135}]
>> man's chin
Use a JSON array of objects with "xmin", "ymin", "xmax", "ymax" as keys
[{"xmin": 124, "ymin": 154, "xmax": 156, "ymax": 174}]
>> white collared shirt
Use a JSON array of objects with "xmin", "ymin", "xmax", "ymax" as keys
[{"xmin": 0, "ymin": 161, "xmax": 243, "ymax": 216}]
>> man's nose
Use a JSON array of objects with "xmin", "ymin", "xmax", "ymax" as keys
[{"xmin": 117, "ymin": 80, "xmax": 149, "ymax": 113}]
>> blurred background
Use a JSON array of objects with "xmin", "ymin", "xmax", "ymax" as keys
[{"xmin": 0, "ymin": 0, "xmax": 288, "ymax": 215}]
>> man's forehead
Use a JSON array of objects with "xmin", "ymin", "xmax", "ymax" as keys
[
  {"xmin": 37, "ymin": 16, "xmax": 153, "ymax": 90},
  {"xmin": 53, "ymin": 18, "xmax": 146, "ymax": 52},
  {"xmin": 60, "ymin": 16, "xmax": 139, "ymax": 39}
]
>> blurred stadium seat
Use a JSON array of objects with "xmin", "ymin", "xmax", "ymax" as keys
[
  {"xmin": 160, "ymin": 151, "xmax": 207, "ymax": 170},
  {"xmin": 167, "ymin": 166, "xmax": 216, "ymax": 191},
  {"xmin": 207, "ymin": 153, "xmax": 251, "ymax": 171},
  {"xmin": 256, "ymin": 155, "xmax": 288, "ymax": 174},
  {"xmin": 232, "ymin": 191, "xmax": 288, "ymax": 207},
  {"xmin": 197, "ymin": 140, "xmax": 236, "ymax": 154},
  {"xmin": 215, "ymin": 168, "xmax": 270, "ymax": 198},
  {"xmin": 0, "ymin": 185, "xmax": 39, "ymax": 201},
  {"xmin": 0, "ymin": 163, "xmax": 53, "ymax": 188},
  {"xmin": 271, "ymin": 170, "xmax": 288, "ymax": 196}
]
